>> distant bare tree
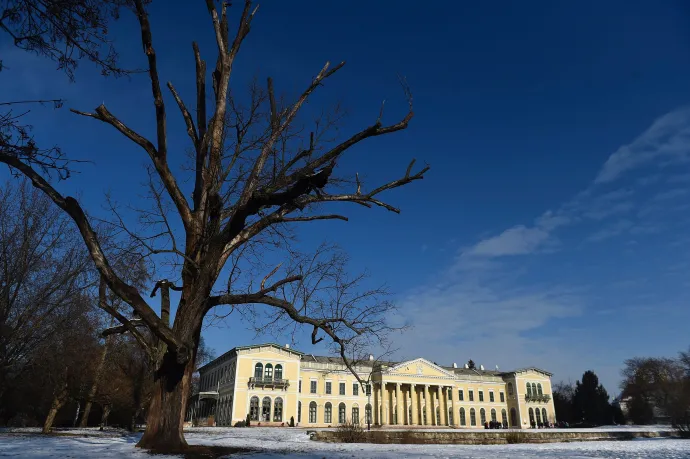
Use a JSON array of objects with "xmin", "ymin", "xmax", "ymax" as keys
[
  {"xmin": 0, "ymin": 0, "xmax": 429, "ymax": 451},
  {"xmin": 0, "ymin": 180, "xmax": 91, "ymax": 404},
  {"xmin": 621, "ymin": 353, "xmax": 690, "ymax": 435}
]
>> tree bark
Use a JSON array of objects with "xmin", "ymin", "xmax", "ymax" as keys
[
  {"xmin": 43, "ymin": 383, "xmax": 68, "ymax": 433},
  {"xmin": 136, "ymin": 344, "xmax": 196, "ymax": 452},
  {"xmin": 100, "ymin": 404, "xmax": 111, "ymax": 430},
  {"xmin": 80, "ymin": 335, "xmax": 112, "ymax": 427}
]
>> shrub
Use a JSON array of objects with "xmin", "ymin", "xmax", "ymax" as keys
[
  {"xmin": 335, "ymin": 420, "xmax": 366, "ymax": 443},
  {"xmin": 289, "ymin": 416, "xmax": 295, "ymax": 427},
  {"xmin": 246, "ymin": 414, "xmax": 251, "ymax": 427},
  {"xmin": 505, "ymin": 431, "xmax": 529, "ymax": 444},
  {"xmin": 234, "ymin": 420, "xmax": 246, "ymax": 427}
]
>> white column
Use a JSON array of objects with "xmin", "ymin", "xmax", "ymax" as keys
[
  {"xmin": 395, "ymin": 383, "xmax": 402, "ymax": 425},
  {"xmin": 423, "ymin": 385, "xmax": 431, "ymax": 425}
]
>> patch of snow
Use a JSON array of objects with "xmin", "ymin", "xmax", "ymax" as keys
[{"xmin": 0, "ymin": 426, "xmax": 688, "ymax": 458}]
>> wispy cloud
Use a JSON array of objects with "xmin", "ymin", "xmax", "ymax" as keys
[
  {"xmin": 465, "ymin": 225, "xmax": 551, "ymax": 257},
  {"xmin": 594, "ymin": 107, "xmax": 690, "ymax": 184},
  {"xmin": 392, "ymin": 106, "xmax": 690, "ymax": 392},
  {"xmin": 461, "ymin": 108, "xmax": 690, "ymax": 258},
  {"xmin": 585, "ymin": 219, "xmax": 634, "ymax": 243}
]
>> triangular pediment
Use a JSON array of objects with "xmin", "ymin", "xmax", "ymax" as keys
[{"xmin": 384, "ymin": 358, "xmax": 456, "ymax": 379}]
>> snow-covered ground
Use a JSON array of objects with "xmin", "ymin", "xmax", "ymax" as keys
[{"xmin": 0, "ymin": 426, "xmax": 688, "ymax": 458}]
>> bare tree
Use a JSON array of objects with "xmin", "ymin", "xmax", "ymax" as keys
[
  {"xmin": 1, "ymin": 0, "xmax": 128, "ymax": 78},
  {"xmin": 0, "ymin": 0, "xmax": 429, "ymax": 451},
  {"xmin": 0, "ymin": 180, "xmax": 92, "ymax": 404}
]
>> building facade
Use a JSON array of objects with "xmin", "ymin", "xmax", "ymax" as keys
[{"xmin": 188, "ymin": 343, "xmax": 556, "ymax": 429}]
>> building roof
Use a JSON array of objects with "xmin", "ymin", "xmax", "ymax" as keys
[
  {"xmin": 198, "ymin": 342, "xmax": 303, "ymax": 372},
  {"xmin": 199, "ymin": 343, "xmax": 552, "ymax": 378},
  {"xmin": 503, "ymin": 367, "xmax": 553, "ymax": 377}
]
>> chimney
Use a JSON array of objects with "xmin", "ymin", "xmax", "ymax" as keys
[
  {"xmin": 285, "ymin": 344, "xmax": 290, "ymax": 349},
  {"xmin": 369, "ymin": 354, "xmax": 374, "ymax": 361},
  {"xmin": 452, "ymin": 362, "xmax": 458, "ymax": 368},
  {"xmin": 480, "ymin": 364, "xmax": 485, "ymax": 371},
  {"xmin": 464, "ymin": 363, "xmax": 469, "ymax": 369}
]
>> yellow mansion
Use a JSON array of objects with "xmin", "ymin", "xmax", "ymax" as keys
[{"xmin": 188, "ymin": 343, "xmax": 556, "ymax": 429}]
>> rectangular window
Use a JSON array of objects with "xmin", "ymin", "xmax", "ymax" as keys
[
  {"xmin": 310, "ymin": 380, "xmax": 317, "ymax": 394},
  {"xmin": 353, "ymin": 384, "xmax": 359, "ymax": 396},
  {"xmin": 459, "ymin": 389, "xmax": 464, "ymax": 401},
  {"xmin": 326, "ymin": 382, "xmax": 332, "ymax": 395},
  {"xmin": 479, "ymin": 391, "xmax": 484, "ymax": 402},
  {"xmin": 489, "ymin": 391, "xmax": 494, "ymax": 403},
  {"xmin": 469, "ymin": 390, "xmax": 474, "ymax": 402},
  {"xmin": 299, "ymin": 380, "xmax": 302, "ymax": 393},
  {"xmin": 500, "ymin": 392, "xmax": 505, "ymax": 403},
  {"xmin": 339, "ymin": 382, "xmax": 346, "ymax": 395}
]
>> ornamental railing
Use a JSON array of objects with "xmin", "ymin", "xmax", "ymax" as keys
[
  {"xmin": 248, "ymin": 377, "xmax": 289, "ymax": 389},
  {"xmin": 525, "ymin": 393, "xmax": 551, "ymax": 403}
]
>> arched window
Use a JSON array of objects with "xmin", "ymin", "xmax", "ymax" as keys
[
  {"xmin": 274, "ymin": 364, "xmax": 283, "ymax": 380},
  {"xmin": 366, "ymin": 404, "xmax": 372, "ymax": 425},
  {"xmin": 309, "ymin": 401, "xmax": 317, "ymax": 423},
  {"xmin": 435, "ymin": 406, "xmax": 441, "ymax": 426},
  {"xmin": 480, "ymin": 408, "xmax": 486, "ymax": 425},
  {"xmin": 531, "ymin": 383, "xmax": 537, "ymax": 396},
  {"xmin": 460, "ymin": 407, "xmax": 466, "ymax": 426},
  {"xmin": 526, "ymin": 383, "xmax": 532, "ymax": 396},
  {"xmin": 470, "ymin": 408, "xmax": 476, "ymax": 426},
  {"xmin": 254, "ymin": 363, "xmax": 263, "ymax": 379},
  {"xmin": 324, "ymin": 402, "xmax": 332, "ymax": 424},
  {"xmin": 542, "ymin": 408, "xmax": 548, "ymax": 424},
  {"xmin": 249, "ymin": 396, "xmax": 259, "ymax": 421},
  {"xmin": 264, "ymin": 363, "xmax": 273, "ymax": 380},
  {"xmin": 501, "ymin": 409, "xmax": 508, "ymax": 428},
  {"xmin": 507, "ymin": 382, "xmax": 513, "ymax": 395},
  {"xmin": 535, "ymin": 407, "xmax": 542, "ymax": 426},
  {"xmin": 490, "ymin": 408, "xmax": 497, "ymax": 423},
  {"xmin": 273, "ymin": 397, "xmax": 283, "ymax": 422},
  {"xmin": 352, "ymin": 405, "xmax": 360, "ymax": 424},
  {"xmin": 298, "ymin": 401, "xmax": 302, "ymax": 423},
  {"xmin": 510, "ymin": 408, "xmax": 517, "ymax": 427},
  {"xmin": 338, "ymin": 403, "xmax": 346, "ymax": 424},
  {"xmin": 529, "ymin": 408, "xmax": 535, "ymax": 427},
  {"xmin": 262, "ymin": 397, "xmax": 271, "ymax": 422},
  {"xmin": 448, "ymin": 407, "xmax": 454, "ymax": 426},
  {"xmin": 537, "ymin": 383, "xmax": 543, "ymax": 396}
]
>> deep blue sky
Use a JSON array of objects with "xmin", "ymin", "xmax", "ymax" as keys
[{"xmin": 2, "ymin": 0, "xmax": 690, "ymax": 394}]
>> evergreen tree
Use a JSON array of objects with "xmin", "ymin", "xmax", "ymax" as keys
[
  {"xmin": 573, "ymin": 370, "xmax": 612, "ymax": 425},
  {"xmin": 467, "ymin": 359, "xmax": 476, "ymax": 370}
]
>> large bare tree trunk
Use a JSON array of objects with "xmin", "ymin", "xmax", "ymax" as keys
[
  {"xmin": 137, "ymin": 343, "xmax": 196, "ymax": 451},
  {"xmin": 80, "ymin": 336, "xmax": 112, "ymax": 427},
  {"xmin": 43, "ymin": 383, "xmax": 68, "ymax": 433}
]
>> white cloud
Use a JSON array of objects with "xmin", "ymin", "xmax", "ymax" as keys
[
  {"xmin": 594, "ymin": 107, "xmax": 690, "ymax": 184},
  {"xmin": 585, "ymin": 219, "xmax": 634, "ymax": 243},
  {"xmin": 391, "ymin": 106, "xmax": 690, "ymax": 391},
  {"xmin": 652, "ymin": 187, "xmax": 690, "ymax": 201},
  {"xmin": 465, "ymin": 225, "xmax": 551, "ymax": 257}
]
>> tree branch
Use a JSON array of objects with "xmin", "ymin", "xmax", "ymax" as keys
[
  {"xmin": 69, "ymin": 104, "xmax": 193, "ymax": 229},
  {"xmin": 166, "ymin": 81, "xmax": 198, "ymax": 147},
  {"xmin": 0, "ymin": 152, "xmax": 191, "ymax": 364}
]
